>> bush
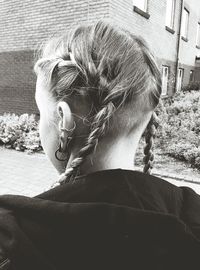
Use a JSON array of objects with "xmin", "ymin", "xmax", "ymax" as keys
[
  {"xmin": 156, "ymin": 91, "xmax": 200, "ymax": 169},
  {"xmin": 0, "ymin": 113, "xmax": 42, "ymax": 153}
]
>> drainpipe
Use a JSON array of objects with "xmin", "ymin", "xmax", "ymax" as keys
[{"xmin": 175, "ymin": 0, "xmax": 184, "ymax": 92}]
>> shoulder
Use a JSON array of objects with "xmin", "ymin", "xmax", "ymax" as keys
[
  {"xmin": 0, "ymin": 259, "xmax": 10, "ymax": 270},
  {"xmin": 0, "ymin": 206, "xmax": 15, "ymax": 270}
]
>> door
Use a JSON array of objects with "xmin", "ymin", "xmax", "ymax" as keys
[
  {"xmin": 161, "ymin": 66, "xmax": 169, "ymax": 95},
  {"xmin": 177, "ymin": 68, "xmax": 184, "ymax": 91}
]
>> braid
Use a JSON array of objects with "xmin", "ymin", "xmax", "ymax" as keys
[
  {"xmin": 57, "ymin": 50, "xmax": 117, "ymax": 184},
  {"xmin": 35, "ymin": 22, "xmax": 162, "ymax": 187},
  {"xmin": 58, "ymin": 101, "xmax": 115, "ymax": 184},
  {"xmin": 143, "ymin": 112, "xmax": 159, "ymax": 174}
]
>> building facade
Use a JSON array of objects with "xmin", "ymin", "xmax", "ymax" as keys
[
  {"xmin": 110, "ymin": 0, "xmax": 200, "ymax": 95},
  {"xmin": 0, "ymin": 0, "xmax": 200, "ymax": 114}
]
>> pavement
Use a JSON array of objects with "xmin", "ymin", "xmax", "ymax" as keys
[
  {"xmin": 0, "ymin": 147, "xmax": 58, "ymax": 196},
  {"xmin": 1, "ymin": 147, "xmax": 200, "ymax": 196},
  {"xmin": 153, "ymin": 173, "xmax": 200, "ymax": 195}
]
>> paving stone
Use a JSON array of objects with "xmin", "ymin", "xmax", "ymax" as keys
[
  {"xmin": 1, "ymin": 147, "xmax": 200, "ymax": 196},
  {"xmin": 0, "ymin": 147, "xmax": 58, "ymax": 196}
]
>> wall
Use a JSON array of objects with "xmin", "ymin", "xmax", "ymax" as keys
[
  {"xmin": 0, "ymin": 50, "xmax": 37, "ymax": 115},
  {"xmin": 0, "ymin": 0, "xmax": 110, "ymax": 114},
  {"xmin": 1, "ymin": 0, "xmax": 200, "ymax": 115},
  {"xmin": 179, "ymin": 0, "xmax": 200, "ymax": 85},
  {"xmin": 110, "ymin": 0, "xmax": 181, "ymax": 62},
  {"xmin": 0, "ymin": 0, "xmax": 110, "ymax": 52},
  {"xmin": 109, "ymin": 0, "xmax": 183, "ymax": 95}
]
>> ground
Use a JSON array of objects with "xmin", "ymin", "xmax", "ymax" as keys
[
  {"xmin": 1, "ymin": 146, "xmax": 200, "ymax": 196},
  {"xmin": 136, "ymin": 148, "xmax": 200, "ymax": 194},
  {"xmin": 0, "ymin": 147, "xmax": 57, "ymax": 196}
]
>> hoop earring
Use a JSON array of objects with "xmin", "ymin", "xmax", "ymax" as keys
[
  {"xmin": 55, "ymin": 121, "xmax": 76, "ymax": 161},
  {"xmin": 55, "ymin": 143, "xmax": 69, "ymax": 161}
]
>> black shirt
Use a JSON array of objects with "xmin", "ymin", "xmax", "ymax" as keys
[{"xmin": 0, "ymin": 169, "xmax": 200, "ymax": 269}]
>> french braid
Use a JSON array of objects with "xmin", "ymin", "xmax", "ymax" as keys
[
  {"xmin": 58, "ymin": 101, "xmax": 115, "ymax": 184},
  {"xmin": 56, "ymin": 41, "xmax": 118, "ymax": 184},
  {"xmin": 143, "ymin": 112, "xmax": 159, "ymax": 174}
]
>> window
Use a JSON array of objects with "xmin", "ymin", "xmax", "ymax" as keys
[
  {"xmin": 133, "ymin": 0, "xmax": 147, "ymax": 12},
  {"xmin": 189, "ymin": 70, "xmax": 194, "ymax": 82},
  {"xmin": 133, "ymin": 0, "xmax": 150, "ymax": 19},
  {"xmin": 196, "ymin": 22, "xmax": 200, "ymax": 48},
  {"xmin": 181, "ymin": 8, "xmax": 189, "ymax": 40},
  {"xmin": 161, "ymin": 66, "xmax": 169, "ymax": 95},
  {"xmin": 165, "ymin": 0, "xmax": 175, "ymax": 29}
]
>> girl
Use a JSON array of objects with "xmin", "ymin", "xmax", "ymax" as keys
[
  {"xmin": 35, "ymin": 20, "xmax": 160, "ymax": 183},
  {"xmin": 0, "ymin": 21, "xmax": 200, "ymax": 270}
]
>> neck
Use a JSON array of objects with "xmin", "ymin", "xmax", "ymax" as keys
[{"xmin": 68, "ymin": 135, "xmax": 140, "ymax": 176}]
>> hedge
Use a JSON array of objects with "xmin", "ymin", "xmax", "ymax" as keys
[
  {"xmin": 155, "ymin": 90, "xmax": 200, "ymax": 169},
  {"xmin": 1, "ymin": 90, "xmax": 200, "ymax": 170},
  {"xmin": 0, "ymin": 113, "xmax": 42, "ymax": 152}
]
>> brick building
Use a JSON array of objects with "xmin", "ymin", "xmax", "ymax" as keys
[{"xmin": 0, "ymin": 0, "xmax": 200, "ymax": 115}]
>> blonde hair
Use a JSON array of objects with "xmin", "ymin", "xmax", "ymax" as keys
[{"xmin": 34, "ymin": 20, "xmax": 161, "ymax": 183}]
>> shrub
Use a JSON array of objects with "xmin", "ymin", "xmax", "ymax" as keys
[
  {"xmin": 155, "ymin": 91, "xmax": 200, "ymax": 169},
  {"xmin": 0, "ymin": 113, "xmax": 42, "ymax": 152}
]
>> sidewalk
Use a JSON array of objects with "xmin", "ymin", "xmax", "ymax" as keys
[
  {"xmin": 1, "ymin": 147, "xmax": 200, "ymax": 196},
  {"xmin": 0, "ymin": 147, "xmax": 58, "ymax": 196},
  {"xmin": 135, "ymin": 166, "xmax": 200, "ymax": 195}
]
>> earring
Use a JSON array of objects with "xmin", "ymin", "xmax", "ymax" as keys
[
  {"xmin": 55, "ymin": 121, "xmax": 76, "ymax": 161},
  {"xmin": 55, "ymin": 142, "xmax": 68, "ymax": 161},
  {"xmin": 60, "ymin": 121, "xmax": 76, "ymax": 143}
]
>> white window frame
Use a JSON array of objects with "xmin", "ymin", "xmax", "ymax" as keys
[
  {"xmin": 161, "ymin": 66, "xmax": 169, "ymax": 96},
  {"xmin": 165, "ymin": 0, "xmax": 175, "ymax": 29},
  {"xmin": 133, "ymin": 0, "xmax": 148, "ymax": 12},
  {"xmin": 196, "ymin": 22, "xmax": 200, "ymax": 47},
  {"xmin": 181, "ymin": 7, "xmax": 189, "ymax": 39}
]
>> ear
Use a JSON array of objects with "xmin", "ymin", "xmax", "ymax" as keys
[{"xmin": 57, "ymin": 101, "xmax": 74, "ymax": 132}]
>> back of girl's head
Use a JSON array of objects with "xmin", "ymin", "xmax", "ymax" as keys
[{"xmin": 34, "ymin": 20, "xmax": 162, "ymax": 182}]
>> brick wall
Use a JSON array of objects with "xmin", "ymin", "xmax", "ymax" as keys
[
  {"xmin": 0, "ymin": 0, "xmax": 110, "ymax": 52},
  {"xmin": 0, "ymin": 50, "xmax": 37, "ymax": 114},
  {"xmin": 195, "ymin": 67, "xmax": 200, "ymax": 81},
  {"xmin": 109, "ymin": 0, "xmax": 200, "ymax": 90},
  {"xmin": 195, "ymin": 58, "xmax": 200, "ymax": 81},
  {"xmin": 109, "ymin": 0, "xmax": 183, "ymax": 95},
  {"xmin": 109, "ymin": 0, "xmax": 181, "ymax": 62},
  {"xmin": 0, "ymin": 0, "xmax": 110, "ymax": 114},
  {"xmin": 1, "ymin": 0, "xmax": 200, "ymax": 115},
  {"xmin": 179, "ymin": 0, "xmax": 200, "ymax": 84}
]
